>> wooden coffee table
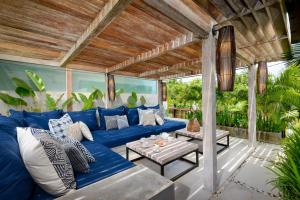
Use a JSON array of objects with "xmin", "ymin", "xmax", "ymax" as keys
[
  {"xmin": 126, "ymin": 137, "xmax": 199, "ymax": 181},
  {"xmin": 175, "ymin": 128, "xmax": 230, "ymax": 154}
]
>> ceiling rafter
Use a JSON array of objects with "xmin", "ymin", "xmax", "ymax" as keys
[
  {"xmin": 59, "ymin": 0, "xmax": 133, "ymax": 67},
  {"xmin": 107, "ymin": 32, "xmax": 200, "ymax": 73},
  {"xmin": 139, "ymin": 58, "xmax": 201, "ymax": 78}
]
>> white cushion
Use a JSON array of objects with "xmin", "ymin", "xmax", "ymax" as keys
[
  {"xmin": 155, "ymin": 113, "xmax": 164, "ymax": 125},
  {"xmin": 66, "ymin": 122, "xmax": 83, "ymax": 141},
  {"xmin": 117, "ymin": 115, "xmax": 129, "ymax": 129},
  {"xmin": 142, "ymin": 113, "xmax": 156, "ymax": 126},
  {"xmin": 48, "ymin": 114, "xmax": 73, "ymax": 138},
  {"xmin": 17, "ymin": 127, "xmax": 75, "ymax": 196},
  {"xmin": 79, "ymin": 121, "xmax": 93, "ymax": 141},
  {"xmin": 138, "ymin": 109, "xmax": 153, "ymax": 125}
]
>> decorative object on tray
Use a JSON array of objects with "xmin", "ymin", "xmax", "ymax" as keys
[{"xmin": 186, "ymin": 105, "xmax": 201, "ymax": 132}]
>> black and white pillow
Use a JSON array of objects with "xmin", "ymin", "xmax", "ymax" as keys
[
  {"xmin": 104, "ymin": 115, "xmax": 118, "ymax": 130},
  {"xmin": 117, "ymin": 115, "xmax": 129, "ymax": 129},
  {"xmin": 55, "ymin": 137, "xmax": 95, "ymax": 163},
  {"xmin": 49, "ymin": 114, "xmax": 73, "ymax": 138},
  {"xmin": 63, "ymin": 142, "xmax": 90, "ymax": 173},
  {"xmin": 17, "ymin": 127, "xmax": 76, "ymax": 196}
]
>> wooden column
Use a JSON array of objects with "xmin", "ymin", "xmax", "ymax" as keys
[
  {"xmin": 202, "ymin": 29, "xmax": 217, "ymax": 193},
  {"xmin": 248, "ymin": 64, "xmax": 257, "ymax": 146},
  {"xmin": 66, "ymin": 69, "xmax": 73, "ymax": 111},
  {"xmin": 157, "ymin": 80, "xmax": 163, "ymax": 108}
]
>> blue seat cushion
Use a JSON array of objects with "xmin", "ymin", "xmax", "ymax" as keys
[
  {"xmin": 142, "ymin": 119, "xmax": 186, "ymax": 134},
  {"xmin": 98, "ymin": 106, "xmax": 126, "ymax": 130},
  {"xmin": 91, "ymin": 125, "xmax": 155, "ymax": 148},
  {"xmin": 0, "ymin": 131, "xmax": 34, "ymax": 200},
  {"xmin": 0, "ymin": 115, "xmax": 23, "ymax": 139},
  {"xmin": 66, "ymin": 109, "xmax": 98, "ymax": 131},
  {"xmin": 125, "ymin": 105, "xmax": 145, "ymax": 126},
  {"xmin": 32, "ymin": 142, "xmax": 134, "ymax": 200}
]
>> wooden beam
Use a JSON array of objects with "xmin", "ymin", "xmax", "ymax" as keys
[
  {"xmin": 139, "ymin": 58, "xmax": 201, "ymax": 77},
  {"xmin": 144, "ymin": 0, "xmax": 208, "ymax": 38},
  {"xmin": 60, "ymin": 0, "xmax": 133, "ymax": 67},
  {"xmin": 107, "ymin": 32, "xmax": 200, "ymax": 73},
  {"xmin": 0, "ymin": 54, "xmax": 60, "ymax": 66}
]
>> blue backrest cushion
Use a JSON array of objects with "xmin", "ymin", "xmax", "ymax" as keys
[
  {"xmin": 125, "ymin": 106, "xmax": 146, "ymax": 126},
  {"xmin": 24, "ymin": 115, "xmax": 51, "ymax": 130},
  {"xmin": 24, "ymin": 110, "xmax": 62, "ymax": 118},
  {"xmin": 144, "ymin": 105, "xmax": 160, "ymax": 109},
  {"xmin": 67, "ymin": 109, "xmax": 98, "ymax": 131},
  {"xmin": 9, "ymin": 109, "xmax": 25, "ymax": 125},
  {"xmin": 0, "ymin": 115, "xmax": 23, "ymax": 139},
  {"xmin": 0, "ymin": 131, "xmax": 34, "ymax": 200},
  {"xmin": 98, "ymin": 106, "xmax": 126, "ymax": 130}
]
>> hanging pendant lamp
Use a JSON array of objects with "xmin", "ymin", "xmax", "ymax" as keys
[
  {"xmin": 257, "ymin": 61, "xmax": 268, "ymax": 94},
  {"xmin": 107, "ymin": 74, "xmax": 115, "ymax": 101},
  {"xmin": 216, "ymin": 25, "xmax": 236, "ymax": 91}
]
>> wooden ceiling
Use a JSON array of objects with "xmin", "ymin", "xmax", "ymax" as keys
[{"xmin": 0, "ymin": 0, "xmax": 291, "ymax": 79}]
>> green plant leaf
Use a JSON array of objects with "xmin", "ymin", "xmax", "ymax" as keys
[
  {"xmin": 132, "ymin": 92, "xmax": 137, "ymax": 101},
  {"xmin": 62, "ymin": 97, "xmax": 73, "ymax": 110},
  {"xmin": 71, "ymin": 93, "xmax": 80, "ymax": 103},
  {"xmin": 78, "ymin": 93, "xmax": 88, "ymax": 103},
  {"xmin": 127, "ymin": 96, "xmax": 137, "ymax": 108},
  {"xmin": 12, "ymin": 77, "xmax": 35, "ymax": 97},
  {"xmin": 140, "ymin": 96, "xmax": 146, "ymax": 105},
  {"xmin": 46, "ymin": 93, "xmax": 57, "ymax": 110},
  {"xmin": 55, "ymin": 93, "xmax": 65, "ymax": 105},
  {"xmin": 89, "ymin": 89, "xmax": 103, "ymax": 101},
  {"xmin": 116, "ymin": 88, "xmax": 124, "ymax": 97},
  {"xmin": 0, "ymin": 92, "xmax": 27, "ymax": 106},
  {"xmin": 26, "ymin": 70, "xmax": 45, "ymax": 92}
]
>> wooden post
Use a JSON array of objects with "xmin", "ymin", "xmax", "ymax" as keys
[
  {"xmin": 248, "ymin": 63, "xmax": 257, "ymax": 147},
  {"xmin": 157, "ymin": 80, "xmax": 163, "ymax": 108},
  {"xmin": 202, "ymin": 28, "xmax": 217, "ymax": 193},
  {"xmin": 66, "ymin": 69, "xmax": 73, "ymax": 111}
]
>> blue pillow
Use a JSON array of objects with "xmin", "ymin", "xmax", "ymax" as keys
[
  {"xmin": 9, "ymin": 109, "xmax": 25, "ymax": 126},
  {"xmin": 126, "ymin": 106, "xmax": 146, "ymax": 126},
  {"xmin": 24, "ymin": 110, "xmax": 62, "ymax": 119},
  {"xmin": 0, "ymin": 131, "xmax": 34, "ymax": 200},
  {"xmin": 67, "ymin": 109, "xmax": 98, "ymax": 131},
  {"xmin": 0, "ymin": 115, "xmax": 23, "ymax": 139},
  {"xmin": 144, "ymin": 105, "xmax": 160, "ymax": 109},
  {"xmin": 24, "ymin": 115, "xmax": 51, "ymax": 130},
  {"xmin": 98, "ymin": 106, "xmax": 126, "ymax": 130}
]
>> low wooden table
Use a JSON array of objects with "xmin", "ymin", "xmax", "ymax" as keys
[
  {"xmin": 175, "ymin": 128, "xmax": 230, "ymax": 154},
  {"xmin": 126, "ymin": 137, "xmax": 199, "ymax": 181}
]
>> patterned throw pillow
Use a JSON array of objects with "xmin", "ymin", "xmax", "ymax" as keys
[
  {"xmin": 104, "ymin": 115, "xmax": 118, "ymax": 130},
  {"xmin": 66, "ymin": 122, "xmax": 83, "ymax": 141},
  {"xmin": 79, "ymin": 121, "xmax": 93, "ymax": 141},
  {"xmin": 48, "ymin": 114, "xmax": 73, "ymax": 138},
  {"xmin": 155, "ymin": 113, "xmax": 164, "ymax": 125},
  {"xmin": 55, "ymin": 137, "xmax": 95, "ymax": 163},
  {"xmin": 137, "ymin": 109, "xmax": 153, "ymax": 125},
  {"xmin": 117, "ymin": 115, "xmax": 129, "ymax": 129},
  {"xmin": 143, "ymin": 113, "xmax": 156, "ymax": 126},
  {"xmin": 17, "ymin": 127, "xmax": 76, "ymax": 196},
  {"xmin": 63, "ymin": 142, "xmax": 90, "ymax": 173}
]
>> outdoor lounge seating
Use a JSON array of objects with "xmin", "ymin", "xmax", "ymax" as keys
[{"xmin": 0, "ymin": 105, "xmax": 186, "ymax": 200}]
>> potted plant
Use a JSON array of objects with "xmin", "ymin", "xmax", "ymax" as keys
[{"xmin": 186, "ymin": 106, "xmax": 200, "ymax": 132}]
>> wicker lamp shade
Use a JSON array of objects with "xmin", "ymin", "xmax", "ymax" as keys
[
  {"xmin": 107, "ymin": 74, "xmax": 115, "ymax": 101},
  {"xmin": 162, "ymin": 82, "xmax": 167, "ymax": 101},
  {"xmin": 257, "ymin": 61, "xmax": 268, "ymax": 94},
  {"xmin": 216, "ymin": 25, "xmax": 236, "ymax": 91}
]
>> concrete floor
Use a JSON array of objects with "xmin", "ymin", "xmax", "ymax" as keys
[{"xmin": 113, "ymin": 137, "xmax": 281, "ymax": 200}]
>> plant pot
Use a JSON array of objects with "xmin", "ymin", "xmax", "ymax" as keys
[{"xmin": 187, "ymin": 119, "xmax": 200, "ymax": 132}]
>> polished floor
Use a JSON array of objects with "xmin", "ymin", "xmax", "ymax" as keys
[{"xmin": 113, "ymin": 136, "xmax": 281, "ymax": 200}]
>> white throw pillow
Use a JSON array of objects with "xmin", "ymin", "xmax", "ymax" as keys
[
  {"xmin": 117, "ymin": 115, "xmax": 129, "ymax": 129},
  {"xmin": 48, "ymin": 114, "xmax": 73, "ymax": 138},
  {"xmin": 155, "ymin": 113, "xmax": 164, "ymax": 125},
  {"xmin": 138, "ymin": 109, "xmax": 153, "ymax": 125},
  {"xmin": 17, "ymin": 127, "xmax": 76, "ymax": 196},
  {"xmin": 66, "ymin": 122, "xmax": 83, "ymax": 141},
  {"xmin": 79, "ymin": 121, "xmax": 94, "ymax": 141},
  {"xmin": 143, "ymin": 113, "xmax": 156, "ymax": 126}
]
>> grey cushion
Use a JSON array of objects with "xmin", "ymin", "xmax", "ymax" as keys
[
  {"xmin": 117, "ymin": 115, "xmax": 129, "ymax": 129},
  {"xmin": 63, "ymin": 143, "xmax": 90, "ymax": 173},
  {"xmin": 104, "ymin": 115, "xmax": 118, "ymax": 130},
  {"xmin": 30, "ymin": 128, "xmax": 76, "ymax": 190}
]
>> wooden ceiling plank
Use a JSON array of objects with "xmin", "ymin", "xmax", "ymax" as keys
[
  {"xmin": 144, "ymin": 0, "xmax": 208, "ymax": 38},
  {"xmin": 107, "ymin": 32, "xmax": 200, "ymax": 73},
  {"xmin": 0, "ymin": 54, "xmax": 60, "ymax": 66},
  {"xmin": 139, "ymin": 58, "xmax": 201, "ymax": 77},
  {"xmin": 60, "ymin": 0, "xmax": 133, "ymax": 67}
]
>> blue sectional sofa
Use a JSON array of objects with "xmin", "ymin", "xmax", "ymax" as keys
[{"xmin": 0, "ymin": 105, "xmax": 186, "ymax": 200}]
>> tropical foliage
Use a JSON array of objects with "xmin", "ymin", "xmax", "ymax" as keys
[
  {"xmin": 127, "ymin": 91, "xmax": 146, "ymax": 108},
  {"xmin": 269, "ymin": 126, "xmax": 300, "ymax": 200}
]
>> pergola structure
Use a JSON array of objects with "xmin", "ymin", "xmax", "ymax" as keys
[{"xmin": 0, "ymin": 0, "xmax": 291, "ymax": 193}]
